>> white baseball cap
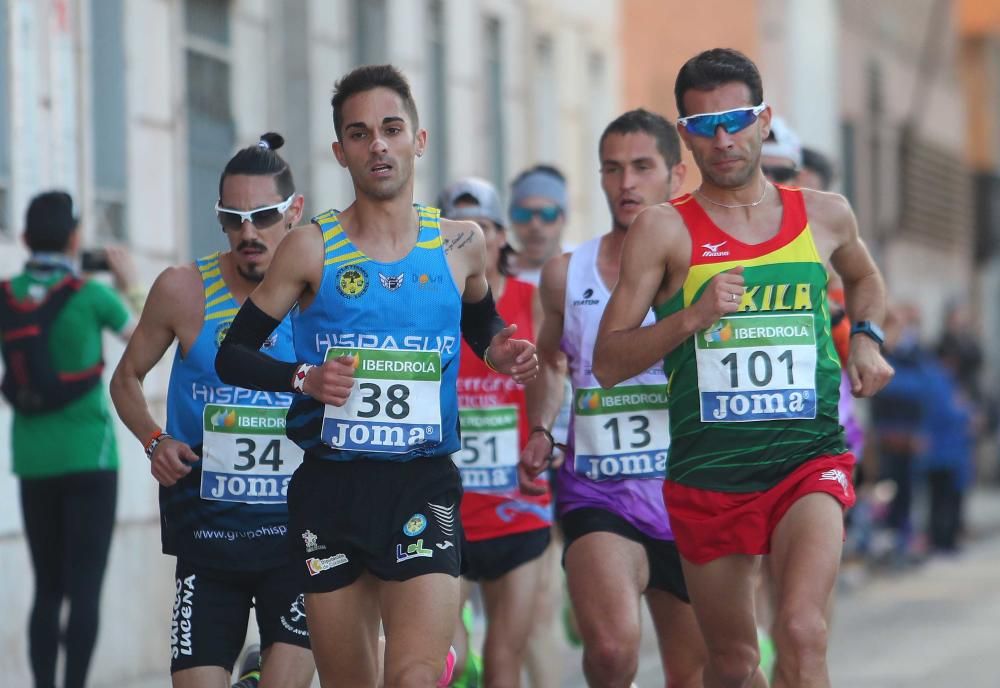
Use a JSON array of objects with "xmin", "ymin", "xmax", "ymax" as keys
[{"xmin": 762, "ymin": 116, "xmax": 802, "ymax": 169}]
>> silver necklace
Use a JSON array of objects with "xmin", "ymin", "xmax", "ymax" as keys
[{"xmin": 695, "ymin": 182, "xmax": 768, "ymax": 209}]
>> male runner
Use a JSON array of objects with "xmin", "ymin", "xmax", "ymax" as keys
[
  {"xmin": 507, "ymin": 165, "xmax": 568, "ymax": 284},
  {"xmin": 591, "ymin": 49, "xmax": 894, "ymax": 688},
  {"xmin": 440, "ymin": 177, "xmax": 552, "ymax": 687},
  {"xmin": 110, "ymin": 134, "xmax": 315, "ymax": 688},
  {"xmin": 213, "ymin": 65, "xmax": 537, "ymax": 688},
  {"xmin": 521, "ymin": 109, "xmax": 706, "ymax": 688}
]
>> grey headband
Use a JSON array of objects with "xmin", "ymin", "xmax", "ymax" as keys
[{"xmin": 510, "ymin": 170, "xmax": 567, "ymax": 216}]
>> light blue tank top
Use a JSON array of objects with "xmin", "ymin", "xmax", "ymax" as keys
[{"xmin": 286, "ymin": 206, "xmax": 462, "ymax": 462}]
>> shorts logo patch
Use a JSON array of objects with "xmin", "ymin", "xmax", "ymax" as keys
[
  {"xmin": 306, "ymin": 553, "xmax": 349, "ymax": 576},
  {"xmin": 403, "ymin": 513, "xmax": 427, "ymax": 537},
  {"xmin": 279, "ymin": 594, "xmax": 310, "ymax": 638},
  {"xmin": 336, "ymin": 264, "xmax": 369, "ymax": 298},
  {"xmin": 301, "ymin": 529, "xmax": 326, "ymax": 553},
  {"xmin": 819, "ymin": 468, "xmax": 850, "ymax": 496},
  {"xmin": 427, "ymin": 502, "xmax": 455, "ymax": 537},
  {"xmin": 396, "ymin": 538, "xmax": 433, "ymax": 563}
]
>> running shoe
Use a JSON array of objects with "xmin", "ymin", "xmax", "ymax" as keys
[
  {"xmin": 437, "ymin": 645, "xmax": 458, "ymax": 687},
  {"xmin": 232, "ymin": 643, "xmax": 261, "ymax": 688},
  {"xmin": 451, "ymin": 602, "xmax": 483, "ymax": 688},
  {"xmin": 757, "ymin": 627, "xmax": 776, "ymax": 681}
]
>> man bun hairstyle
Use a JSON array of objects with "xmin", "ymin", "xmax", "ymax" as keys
[
  {"xmin": 218, "ymin": 131, "xmax": 295, "ymax": 198},
  {"xmin": 600, "ymin": 108, "xmax": 681, "ymax": 167},
  {"xmin": 24, "ymin": 190, "xmax": 78, "ymax": 253},
  {"xmin": 674, "ymin": 48, "xmax": 764, "ymax": 117},
  {"xmin": 331, "ymin": 64, "xmax": 419, "ymax": 141}
]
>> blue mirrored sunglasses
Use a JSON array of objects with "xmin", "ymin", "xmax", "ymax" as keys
[
  {"xmin": 510, "ymin": 204, "xmax": 562, "ymax": 224},
  {"xmin": 677, "ymin": 103, "xmax": 768, "ymax": 138}
]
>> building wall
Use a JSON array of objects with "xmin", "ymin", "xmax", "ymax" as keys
[
  {"xmin": 0, "ymin": 0, "xmax": 619, "ymax": 683},
  {"xmin": 839, "ymin": 0, "xmax": 974, "ymax": 336}
]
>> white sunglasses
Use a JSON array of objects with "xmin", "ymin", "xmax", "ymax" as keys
[{"xmin": 215, "ymin": 193, "xmax": 295, "ymax": 231}]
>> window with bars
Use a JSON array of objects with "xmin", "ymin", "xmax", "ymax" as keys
[
  {"xmin": 0, "ymin": 0, "xmax": 10, "ymax": 238},
  {"xmin": 426, "ymin": 0, "xmax": 447, "ymax": 193},
  {"xmin": 483, "ymin": 17, "xmax": 505, "ymax": 193},
  {"xmin": 90, "ymin": 0, "xmax": 127, "ymax": 241},
  {"xmin": 354, "ymin": 0, "xmax": 387, "ymax": 66},
  {"xmin": 185, "ymin": 0, "xmax": 234, "ymax": 259}
]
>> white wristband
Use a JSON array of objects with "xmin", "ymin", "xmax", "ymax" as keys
[{"xmin": 292, "ymin": 363, "xmax": 314, "ymax": 394}]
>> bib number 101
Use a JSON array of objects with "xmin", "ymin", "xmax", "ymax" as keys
[{"xmin": 720, "ymin": 350, "xmax": 794, "ymax": 388}]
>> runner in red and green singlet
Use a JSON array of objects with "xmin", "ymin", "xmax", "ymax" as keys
[
  {"xmin": 591, "ymin": 49, "xmax": 893, "ymax": 688},
  {"xmin": 658, "ymin": 185, "xmax": 846, "ymax": 492}
]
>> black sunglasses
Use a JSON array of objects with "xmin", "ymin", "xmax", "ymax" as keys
[{"xmin": 762, "ymin": 166, "xmax": 798, "ymax": 184}]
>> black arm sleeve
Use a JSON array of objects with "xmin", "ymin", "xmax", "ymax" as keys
[
  {"xmin": 461, "ymin": 287, "xmax": 507, "ymax": 360},
  {"xmin": 215, "ymin": 298, "xmax": 298, "ymax": 391}
]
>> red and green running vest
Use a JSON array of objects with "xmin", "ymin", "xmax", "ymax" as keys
[{"xmin": 655, "ymin": 186, "xmax": 846, "ymax": 492}]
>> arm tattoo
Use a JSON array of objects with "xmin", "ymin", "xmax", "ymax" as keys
[{"xmin": 444, "ymin": 231, "xmax": 474, "ymax": 255}]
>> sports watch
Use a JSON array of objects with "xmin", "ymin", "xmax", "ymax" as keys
[{"xmin": 850, "ymin": 320, "xmax": 885, "ymax": 346}]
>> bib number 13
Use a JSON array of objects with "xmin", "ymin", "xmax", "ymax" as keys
[{"xmin": 602, "ymin": 415, "xmax": 651, "ymax": 450}]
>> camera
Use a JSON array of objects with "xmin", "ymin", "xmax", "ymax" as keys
[{"xmin": 81, "ymin": 249, "xmax": 110, "ymax": 272}]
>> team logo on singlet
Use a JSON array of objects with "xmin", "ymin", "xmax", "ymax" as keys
[
  {"xmin": 702, "ymin": 241, "xmax": 729, "ymax": 257},
  {"xmin": 336, "ymin": 264, "xmax": 369, "ymax": 298},
  {"xmin": 379, "ymin": 272, "xmax": 405, "ymax": 291},
  {"xmin": 572, "ymin": 287, "xmax": 600, "ymax": 306},
  {"xmin": 214, "ymin": 321, "xmax": 276, "ymax": 349}
]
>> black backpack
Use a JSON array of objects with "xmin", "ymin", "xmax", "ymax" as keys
[{"xmin": 0, "ymin": 275, "xmax": 104, "ymax": 414}]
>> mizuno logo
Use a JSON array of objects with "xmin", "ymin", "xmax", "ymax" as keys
[{"xmin": 702, "ymin": 241, "xmax": 729, "ymax": 256}]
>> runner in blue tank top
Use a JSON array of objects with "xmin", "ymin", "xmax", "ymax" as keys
[
  {"xmin": 214, "ymin": 65, "xmax": 538, "ymax": 688},
  {"xmin": 110, "ymin": 134, "xmax": 315, "ymax": 688}
]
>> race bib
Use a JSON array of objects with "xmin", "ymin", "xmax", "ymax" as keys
[
  {"xmin": 454, "ymin": 405, "xmax": 519, "ymax": 492},
  {"xmin": 573, "ymin": 385, "xmax": 669, "ymax": 481},
  {"xmin": 321, "ymin": 347, "xmax": 442, "ymax": 454},
  {"xmin": 696, "ymin": 313, "xmax": 818, "ymax": 422},
  {"xmin": 200, "ymin": 404, "xmax": 303, "ymax": 503}
]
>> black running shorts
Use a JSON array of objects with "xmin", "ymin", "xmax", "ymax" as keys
[
  {"xmin": 169, "ymin": 558, "xmax": 310, "ymax": 674},
  {"xmin": 463, "ymin": 526, "xmax": 551, "ymax": 582},
  {"xmin": 288, "ymin": 454, "xmax": 463, "ymax": 593},
  {"xmin": 559, "ymin": 507, "xmax": 689, "ymax": 603}
]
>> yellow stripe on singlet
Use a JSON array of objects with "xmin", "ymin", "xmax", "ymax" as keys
[
  {"xmin": 204, "ymin": 292, "xmax": 231, "ymax": 309},
  {"xmin": 203, "ymin": 278, "xmax": 226, "ymax": 299},
  {"xmin": 681, "ymin": 225, "xmax": 823, "ymax": 306},
  {"xmin": 205, "ymin": 307, "xmax": 240, "ymax": 321},
  {"xmin": 324, "ymin": 251, "xmax": 365, "ymax": 266}
]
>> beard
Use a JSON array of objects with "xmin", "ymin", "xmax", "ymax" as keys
[
  {"xmin": 696, "ymin": 138, "xmax": 762, "ymax": 189},
  {"xmin": 236, "ymin": 265, "xmax": 265, "ymax": 283}
]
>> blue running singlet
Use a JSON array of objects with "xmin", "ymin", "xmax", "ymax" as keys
[
  {"xmin": 162, "ymin": 252, "xmax": 299, "ymax": 570},
  {"xmin": 286, "ymin": 206, "xmax": 462, "ymax": 462}
]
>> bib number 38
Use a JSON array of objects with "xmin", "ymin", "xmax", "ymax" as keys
[{"xmin": 321, "ymin": 347, "xmax": 443, "ymax": 453}]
